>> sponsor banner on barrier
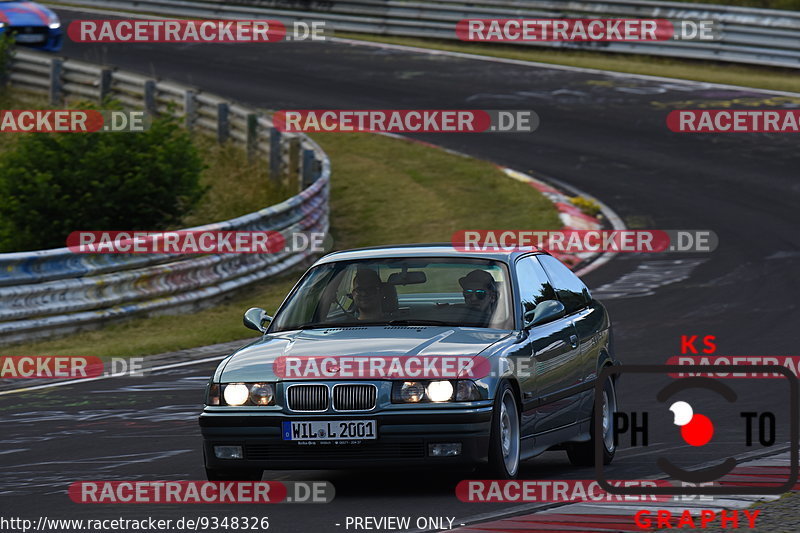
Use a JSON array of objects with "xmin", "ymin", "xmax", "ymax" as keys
[
  {"xmin": 273, "ymin": 355, "xmax": 490, "ymax": 379},
  {"xmin": 456, "ymin": 480, "xmax": 673, "ymax": 502},
  {"xmin": 0, "ymin": 110, "xmax": 149, "ymax": 133},
  {"xmin": 0, "ymin": 356, "xmax": 104, "ymax": 379},
  {"xmin": 667, "ymin": 110, "xmax": 800, "ymax": 133},
  {"xmin": 667, "ymin": 356, "xmax": 800, "ymax": 378},
  {"xmin": 451, "ymin": 230, "xmax": 717, "ymax": 253},
  {"xmin": 456, "ymin": 19, "xmax": 719, "ymax": 42},
  {"xmin": 273, "ymin": 110, "xmax": 538, "ymax": 133},
  {"xmin": 66, "ymin": 231, "xmax": 327, "ymax": 254}
]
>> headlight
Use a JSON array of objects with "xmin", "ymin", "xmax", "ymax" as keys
[
  {"xmin": 392, "ymin": 380, "xmax": 481, "ymax": 403},
  {"xmin": 223, "ymin": 383, "xmax": 249, "ymax": 406},
  {"xmin": 249, "ymin": 383, "xmax": 275, "ymax": 405},
  {"xmin": 48, "ymin": 14, "xmax": 60, "ymax": 29},
  {"xmin": 399, "ymin": 381, "xmax": 425, "ymax": 402},
  {"xmin": 427, "ymin": 380, "xmax": 454, "ymax": 402},
  {"xmin": 215, "ymin": 382, "xmax": 276, "ymax": 406}
]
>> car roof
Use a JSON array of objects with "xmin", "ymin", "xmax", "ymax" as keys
[{"xmin": 315, "ymin": 243, "xmax": 547, "ymax": 265}]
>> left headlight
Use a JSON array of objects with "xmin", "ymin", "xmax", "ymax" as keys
[
  {"xmin": 207, "ymin": 382, "xmax": 276, "ymax": 406},
  {"xmin": 392, "ymin": 380, "xmax": 481, "ymax": 403}
]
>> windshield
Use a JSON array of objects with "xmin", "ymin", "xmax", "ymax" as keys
[{"xmin": 270, "ymin": 257, "xmax": 514, "ymax": 331}]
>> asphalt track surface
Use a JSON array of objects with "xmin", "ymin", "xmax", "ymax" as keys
[{"xmin": 2, "ymin": 9, "xmax": 800, "ymax": 532}]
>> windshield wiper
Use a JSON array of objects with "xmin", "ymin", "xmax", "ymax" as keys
[
  {"xmin": 296, "ymin": 322, "xmax": 334, "ymax": 330},
  {"xmin": 387, "ymin": 319, "xmax": 448, "ymax": 326}
]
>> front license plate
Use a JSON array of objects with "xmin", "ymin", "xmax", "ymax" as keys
[
  {"xmin": 282, "ymin": 420, "xmax": 377, "ymax": 441},
  {"xmin": 16, "ymin": 34, "xmax": 46, "ymax": 43}
]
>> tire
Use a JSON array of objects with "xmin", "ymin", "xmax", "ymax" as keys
[
  {"xmin": 205, "ymin": 467, "xmax": 263, "ymax": 481},
  {"xmin": 485, "ymin": 382, "xmax": 521, "ymax": 479},
  {"xmin": 567, "ymin": 373, "xmax": 616, "ymax": 467}
]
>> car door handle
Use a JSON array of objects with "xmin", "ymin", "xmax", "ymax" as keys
[{"xmin": 569, "ymin": 334, "xmax": 579, "ymax": 349}]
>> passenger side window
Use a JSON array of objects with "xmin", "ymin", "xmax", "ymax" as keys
[
  {"xmin": 537, "ymin": 255, "xmax": 591, "ymax": 315},
  {"xmin": 515, "ymin": 256, "xmax": 557, "ymax": 316}
]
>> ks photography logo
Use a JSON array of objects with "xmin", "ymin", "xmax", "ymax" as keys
[{"xmin": 594, "ymin": 364, "xmax": 798, "ymax": 495}]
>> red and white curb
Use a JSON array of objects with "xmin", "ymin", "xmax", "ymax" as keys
[
  {"xmin": 451, "ymin": 451, "xmax": 794, "ymax": 533},
  {"xmin": 502, "ymin": 168, "xmax": 609, "ymax": 271}
]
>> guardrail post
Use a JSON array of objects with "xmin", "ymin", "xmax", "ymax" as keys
[
  {"xmin": 246, "ymin": 113, "xmax": 258, "ymax": 160},
  {"xmin": 286, "ymin": 136, "xmax": 301, "ymax": 190},
  {"xmin": 98, "ymin": 68, "xmax": 113, "ymax": 103},
  {"xmin": 143, "ymin": 80, "xmax": 157, "ymax": 116},
  {"xmin": 184, "ymin": 90, "xmax": 197, "ymax": 130},
  {"xmin": 269, "ymin": 128, "xmax": 282, "ymax": 181},
  {"xmin": 301, "ymin": 148, "xmax": 316, "ymax": 188},
  {"xmin": 49, "ymin": 59, "xmax": 63, "ymax": 105},
  {"xmin": 217, "ymin": 103, "xmax": 230, "ymax": 144}
]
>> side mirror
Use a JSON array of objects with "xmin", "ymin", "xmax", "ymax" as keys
[
  {"xmin": 524, "ymin": 300, "xmax": 566, "ymax": 328},
  {"xmin": 243, "ymin": 307, "xmax": 272, "ymax": 333}
]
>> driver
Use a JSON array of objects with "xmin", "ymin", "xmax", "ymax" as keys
[
  {"xmin": 459, "ymin": 270, "xmax": 498, "ymax": 324},
  {"xmin": 350, "ymin": 269, "xmax": 384, "ymax": 321}
]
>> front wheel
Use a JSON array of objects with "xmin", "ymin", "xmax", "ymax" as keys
[
  {"xmin": 567, "ymin": 373, "xmax": 617, "ymax": 466},
  {"xmin": 485, "ymin": 382, "xmax": 521, "ymax": 479}
]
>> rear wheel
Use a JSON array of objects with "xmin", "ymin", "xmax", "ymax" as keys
[
  {"xmin": 567, "ymin": 374, "xmax": 616, "ymax": 466},
  {"xmin": 485, "ymin": 382, "xmax": 521, "ymax": 479}
]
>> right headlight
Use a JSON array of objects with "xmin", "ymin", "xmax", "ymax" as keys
[
  {"xmin": 391, "ymin": 380, "xmax": 481, "ymax": 403},
  {"xmin": 207, "ymin": 382, "xmax": 276, "ymax": 406}
]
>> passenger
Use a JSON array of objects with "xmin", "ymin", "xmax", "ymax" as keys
[{"xmin": 459, "ymin": 270, "xmax": 498, "ymax": 324}]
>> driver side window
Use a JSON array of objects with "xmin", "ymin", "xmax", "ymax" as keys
[{"xmin": 515, "ymin": 256, "xmax": 556, "ymax": 316}]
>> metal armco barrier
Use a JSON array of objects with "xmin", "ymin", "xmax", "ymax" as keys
[
  {"xmin": 0, "ymin": 50, "xmax": 330, "ymax": 346},
  {"xmin": 48, "ymin": 0, "xmax": 800, "ymax": 68}
]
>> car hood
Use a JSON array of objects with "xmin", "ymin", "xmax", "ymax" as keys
[
  {"xmin": 0, "ymin": 2, "xmax": 55, "ymax": 26},
  {"xmin": 218, "ymin": 326, "xmax": 512, "ymax": 382}
]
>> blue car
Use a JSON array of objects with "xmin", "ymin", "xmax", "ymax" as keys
[
  {"xmin": 200, "ymin": 244, "xmax": 619, "ymax": 480},
  {"xmin": 0, "ymin": 1, "xmax": 62, "ymax": 52}
]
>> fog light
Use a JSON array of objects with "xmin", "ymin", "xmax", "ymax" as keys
[
  {"xmin": 214, "ymin": 445, "xmax": 243, "ymax": 459},
  {"xmin": 428, "ymin": 443, "xmax": 461, "ymax": 457}
]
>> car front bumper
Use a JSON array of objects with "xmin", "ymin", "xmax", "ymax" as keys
[
  {"xmin": 0, "ymin": 27, "xmax": 63, "ymax": 52},
  {"xmin": 200, "ymin": 407, "xmax": 493, "ymax": 470}
]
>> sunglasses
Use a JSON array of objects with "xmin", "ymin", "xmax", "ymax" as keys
[
  {"xmin": 463, "ymin": 289, "xmax": 488, "ymax": 300},
  {"xmin": 351, "ymin": 286, "xmax": 380, "ymax": 297}
]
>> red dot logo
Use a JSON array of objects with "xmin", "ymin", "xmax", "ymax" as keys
[{"xmin": 670, "ymin": 401, "xmax": 714, "ymax": 447}]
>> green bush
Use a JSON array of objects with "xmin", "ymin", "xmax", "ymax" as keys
[{"xmin": 0, "ymin": 112, "xmax": 205, "ymax": 252}]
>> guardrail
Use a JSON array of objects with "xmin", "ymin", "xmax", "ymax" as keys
[
  {"xmin": 48, "ymin": 0, "xmax": 800, "ymax": 69},
  {"xmin": 0, "ymin": 50, "xmax": 330, "ymax": 346}
]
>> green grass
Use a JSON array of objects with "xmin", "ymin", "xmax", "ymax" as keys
[
  {"xmin": 4, "ymin": 131, "xmax": 560, "ymax": 358},
  {"xmin": 181, "ymin": 137, "xmax": 289, "ymax": 227},
  {"xmin": 335, "ymin": 32, "xmax": 800, "ymax": 95}
]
